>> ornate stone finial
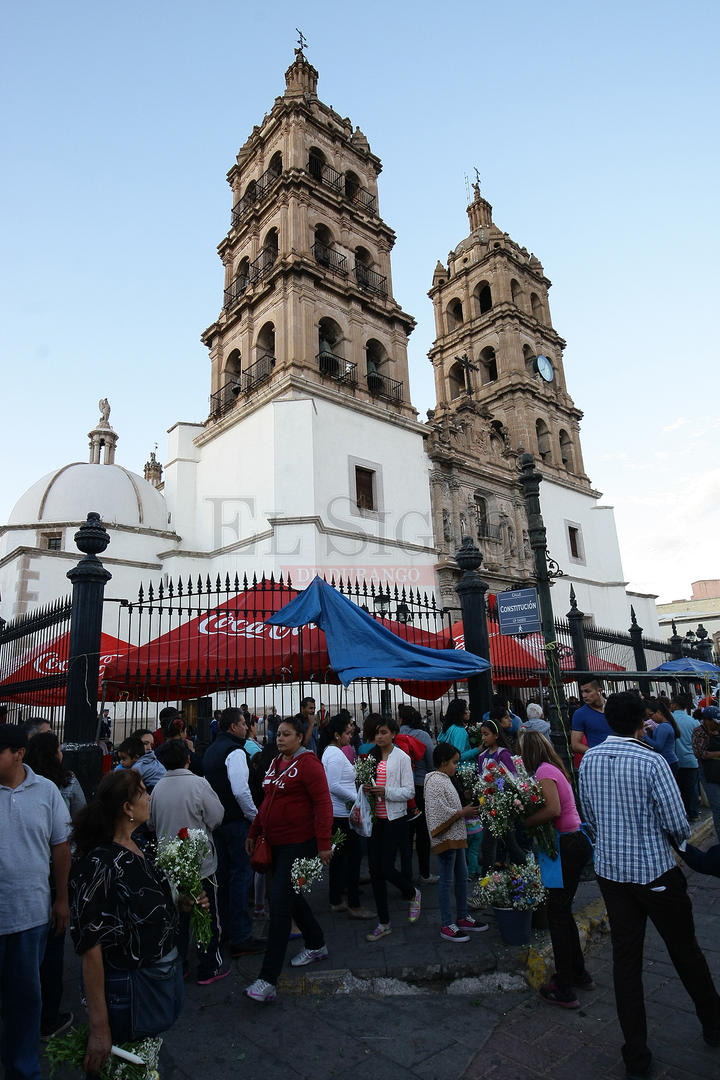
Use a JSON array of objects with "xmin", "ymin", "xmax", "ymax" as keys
[
  {"xmin": 88, "ymin": 400, "xmax": 118, "ymax": 465},
  {"xmin": 144, "ymin": 449, "xmax": 163, "ymax": 489},
  {"xmin": 467, "ymin": 182, "xmax": 493, "ymax": 232},
  {"xmin": 284, "ymin": 45, "xmax": 318, "ymax": 97},
  {"xmin": 350, "ymin": 126, "xmax": 370, "ymax": 153}
]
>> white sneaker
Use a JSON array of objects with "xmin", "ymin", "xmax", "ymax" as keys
[
  {"xmin": 290, "ymin": 945, "xmax": 329, "ymax": 967},
  {"xmin": 246, "ymin": 978, "xmax": 276, "ymax": 1002}
]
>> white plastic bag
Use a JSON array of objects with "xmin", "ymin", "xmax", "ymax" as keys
[{"xmin": 348, "ymin": 787, "xmax": 373, "ymax": 837}]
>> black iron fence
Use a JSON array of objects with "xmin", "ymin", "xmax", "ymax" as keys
[{"xmin": 0, "ymin": 563, "xmax": 710, "ymax": 743}]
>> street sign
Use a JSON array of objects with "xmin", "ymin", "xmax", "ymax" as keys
[{"xmin": 497, "ymin": 587, "xmax": 541, "ymax": 636}]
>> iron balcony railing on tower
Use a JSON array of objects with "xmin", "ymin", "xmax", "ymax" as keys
[
  {"xmin": 248, "ymin": 247, "xmax": 276, "ymax": 285},
  {"xmin": 230, "ymin": 166, "xmax": 282, "ymax": 228},
  {"xmin": 313, "ymin": 241, "xmax": 348, "ymax": 277},
  {"xmin": 307, "ymin": 158, "xmax": 344, "ymax": 193},
  {"xmin": 242, "ymin": 354, "xmax": 275, "ymax": 394},
  {"xmin": 224, "ymin": 275, "xmax": 247, "ymax": 309},
  {"xmin": 367, "ymin": 371, "xmax": 403, "ymax": 402},
  {"xmin": 346, "ymin": 182, "xmax": 377, "ymax": 214},
  {"xmin": 354, "ymin": 263, "xmax": 387, "ymax": 298},
  {"xmin": 317, "ymin": 352, "xmax": 358, "ymax": 387},
  {"xmin": 209, "ymin": 380, "xmax": 241, "ymax": 419}
]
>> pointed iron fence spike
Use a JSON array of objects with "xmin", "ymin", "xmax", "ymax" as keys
[
  {"xmin": 233, "ymin": 572, "xmax": 240, "ymax": 590},
  {"xmin": 242, "ymin": 573, "xmax": 248, "ymax": 589}
]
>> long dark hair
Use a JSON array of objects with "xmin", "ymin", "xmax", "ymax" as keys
[
  {"xmin": 318, "ymin": 713, "xmax": 351, "ymax": 758},
  {"xmin": 72, "ymin": 770, "xmax": 143, "ymax": 857},
  {"xmin": 646, "ymin": 697, "xmax": 680, "ymax": 739},
  {"xmin": 480, "ymin": 718, "xmax": 512, "ymax": 753},
  {"xmin": 24, "ymin": 731, "xmax": 72, "ymax": 789},
  {"xmin": 519, "ymin": 729, "xmax": 570, "ymax": 781},
  {"xmin": 442, "ymin": 698, "xmax": 468, "ymax": 733},
  {"xmin": 369, "ymin": 716, "xmax": 399, "ymax": 763}
]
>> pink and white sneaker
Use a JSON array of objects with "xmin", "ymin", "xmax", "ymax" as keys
[
  {"xmin": 440, "ymin": 924, "xmax": 470, "ymax": 942},
  {"xmin": 457, "ymin": 916, "xmax": 489, "ymax": 932}
]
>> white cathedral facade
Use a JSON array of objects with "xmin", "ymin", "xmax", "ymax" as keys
[{"xmin": 0, "ymin": 50, "xmax": 660, "ymax": 638}]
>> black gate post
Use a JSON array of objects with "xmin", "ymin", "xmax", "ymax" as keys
[
  {"xmin": 518, "ymin": 454, "xmax": 572, "ymax": 774},
  {"xmin": 62, "ymin": 513, "xmax": 112, "ymax": 795},
  {"xmin": 454, "ymin": 537, "xmax": 492, "ymax": 722},
  {"xmin": 668, "ymin": 620, "xmax": 683, "ymax": 660},
  {"xmin": 629, "ymin": 607, "xmax": 650, "ymax": 696},
  {"xmin": 566, "ymin": 586, "xmax": 589, "ymax": 675}
]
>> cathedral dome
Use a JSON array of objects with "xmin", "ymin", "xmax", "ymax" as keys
[{"xmin": 8, "ymin": 463, "xmax": 170, "ymax": 532}]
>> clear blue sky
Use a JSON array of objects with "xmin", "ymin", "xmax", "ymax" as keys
[{"xmin": 2, "ymin": 0, "xmax": 718, "ymax": 605}]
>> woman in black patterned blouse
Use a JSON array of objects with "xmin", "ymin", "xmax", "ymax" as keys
[{"xmin": 70, "ymin": 770, "xmax": 191, "ymax": 1076}]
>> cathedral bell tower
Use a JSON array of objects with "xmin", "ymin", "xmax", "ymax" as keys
[
  {"xmin": 427, "ymin": 183, "xmax": 591, "ymax": 602},
  {"xmin": 201, "ymin": 47, "xmax": 416, "ymax": 423},
  {"xmin": 171, "ymin": 48, "xmax": 436, "ymax": 589}
]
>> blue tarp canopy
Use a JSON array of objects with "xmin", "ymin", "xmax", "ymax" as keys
[
  {"xmin": 266, "ymin": 576, "xmax": 490, "ymax": 687},
  {"xmin": 650, "ymin": 658, "xmax": 720, "ymax": 676}
]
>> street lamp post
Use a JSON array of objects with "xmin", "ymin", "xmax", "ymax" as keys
[
  {"xmin": 518, "ymin": 453, "xmax": 572, "ymax": 773},
  {"xmin": 454, "ymin": 537, "xmax": 493, "ymax": 721}
]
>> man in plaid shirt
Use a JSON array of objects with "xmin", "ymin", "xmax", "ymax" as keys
[{"xmin": 580, "ymin": 691, "xmax": 720, "ymax": 1078}]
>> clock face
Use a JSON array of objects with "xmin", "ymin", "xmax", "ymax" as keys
[{"xmin": 536, "ymin": 354, "xmax": 554, "ymax": 382}]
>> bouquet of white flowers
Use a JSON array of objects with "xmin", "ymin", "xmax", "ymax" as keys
[
  {"xmin": 155, "ymin": 827, "xmax": 211, "ymax": 948},
  {"xmin": 291, "ymin": 828, "xmax": 346, "ymax": 894}
]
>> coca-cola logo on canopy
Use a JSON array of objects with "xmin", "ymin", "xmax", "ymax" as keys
[
  {"xmin": 197, "ymin": 612, "xmax": 316, "ymax": 640},
  {"xmin": 33, "ymin": 652, "xmax": 121, "ymax": 677}
]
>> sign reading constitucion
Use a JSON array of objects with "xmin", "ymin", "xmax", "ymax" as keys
[{"xmin": 497, "ymin": 587, "xmax": 541, "ymax": 636}]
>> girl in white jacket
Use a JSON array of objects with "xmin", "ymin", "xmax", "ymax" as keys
[
  {"xmin": 361, "ymin": 717, "xmax": 420, "ymax": 941},
  {"xmin": 319, "ymin": 715, "xmax": 375, "ymax": 920}
]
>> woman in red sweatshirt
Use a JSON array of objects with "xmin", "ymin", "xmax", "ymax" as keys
[{"xmin": 244, "ymin": 716, "xmax": 333, "ymax": 1002}]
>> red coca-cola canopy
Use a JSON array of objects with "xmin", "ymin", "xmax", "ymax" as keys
[
  {"xmin": 451, "ymin": 621, "xmax": 625, "ymax": 685},
  {"xmin": 102, "ymin": 582, "xmax": 461, "ymax": 701},
  {"xmin": 0, "ymin": 631, "xmax": 136, "ymax": 706}
]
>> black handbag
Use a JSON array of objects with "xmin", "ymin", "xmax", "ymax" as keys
[{"xmin": 130, "ymin": 949, "xmax": 184, "ymax": 1037}]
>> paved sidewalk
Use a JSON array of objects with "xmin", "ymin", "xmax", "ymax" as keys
[{"xmin": 43, "ymin": 815, "xmax": 719, "ymax": 1080}]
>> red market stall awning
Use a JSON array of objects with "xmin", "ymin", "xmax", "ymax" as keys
[{"xmin": 0, "ymin": 631, "xmax": 136, "ymax": 707}]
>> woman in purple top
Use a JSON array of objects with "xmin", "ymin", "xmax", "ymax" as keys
[
  {"xmin": 477, "ymin": 720, "xmax": 525, "ymax": 872},
  {"xmin": 520, "ymin": 730, "xmax": 593, "ymax": 1010}
]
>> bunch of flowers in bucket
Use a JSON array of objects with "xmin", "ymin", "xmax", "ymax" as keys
[
  {"xmin": 155, "ymin": 827, "xmax": 211, "ymax": 948},
  {"xmin": 474, "ymin": 856, "xmax": 547, "ymax": 911},
  {"xmin": 291, "ymin": 828, "xmax": 346, "ymax": 894},
  {"xmin": 47, "ymin": 1026, "xmax": 162, "ymax": 1080},
  {"xmin": 509, "ymin": 756, "xmax": 558, "ymax": 857}
]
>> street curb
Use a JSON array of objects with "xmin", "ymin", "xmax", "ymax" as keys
[{"xmin": 524, "ymin": 813, "xmax": 716, "ymax": 991}]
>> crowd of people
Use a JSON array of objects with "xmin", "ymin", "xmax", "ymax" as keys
[{"xmin": 1, "ymin": 675, "xmax": 719, "ymax": 1079}]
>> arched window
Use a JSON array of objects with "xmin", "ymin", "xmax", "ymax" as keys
[
  {"xmin": 224, "ymin": 348, "xmax": 242, "ymax": 379},
  {"xmin": 269, "ymin": 150, "xmax": 283, "ymax": 176},
  {"xmin": 510, "ymin": 279, "xmax": 521, "ymax": 306},
  {"xmin": 318, "ymin": 317, "xmax": 344, "ymax": 377},
  {"xmin": 355, "ymin": 245, "xmax": 373, "ymax": 288},
  {"xmin": 225, "ymin": 257, "xmax": 249, "ymax": 307},
  {"xmin": 366, "ymin": 338, "xmax": 389, "ymax": 395},
  {"xmin": 313, "ymin": 222, "xmax": 334, "ymax": 264},
  {"xmin": 256, "ymin": 322, "xmax": 275, "ymax": 360},
  {"xmin": 559, "ymin": 430, "xmax": 574, "ymax": 471},
  {"xmin": 264, "ymin": 227, "xmax": 278, "ymax": 260},
  {"xmin": 474, "ymin": 282, "xmax": 492, "ymax": 315},
  {"xmin": 345, "ymin": 170, "xmax": 360, "ymax": 200},
  {"xmin": 446, "ymin": 298, "xmax": 464, "ymax": 332},
  {"xmin": 448, "ymin": 361, "xmax": 465, "ymax": 400},
  {"xmin": 243, "ymin": 179, "xmax": 257, "ymax": 203},
  {"xmin": 474, "ymin": 494, "xmax": 489, "ymax": 537},
  {"xmin": 308, "ymin": 147, "xmax": 325, "ymax": 181},
  {"xmin": 536, "ymin": 419, "xmax": 551, "ymax": 462},
  {"xmin": 523, "ymin": 344, "xmax": 536, "ymax": 376},
  {"xmin": 479, "ymin": 346, "xmax": 498, "ymax": 384},
  {"xmin": 530, "ymin": 292, "xmax": 543, "ymax": 321}
]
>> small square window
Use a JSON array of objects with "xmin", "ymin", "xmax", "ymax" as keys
[
  {"xmin": 355, "ymin": 466, "xmax": 375, "ymax": 511},
  {"xmin": 45, "ymin": 535, "xmax": 62, "ymax": 551}
]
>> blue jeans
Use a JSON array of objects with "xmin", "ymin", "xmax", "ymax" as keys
[
  {"xmin": 437, "ymin": 848, "xmax": 468, "ymax": 927},
  {"xmin": 214, "ymin": 819, "xmax": 252, "ymax": 946},
  {"xmin": 0, "ymin": 923, "xmax": 47, "ymax": 1080}
]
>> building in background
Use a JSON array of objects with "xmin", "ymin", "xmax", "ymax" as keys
[
  {"xmin": 0, "ymin": 48, "xmax": 659, "ymax": 638},
  {"xmin": 657, "ymin": 580, "xmax": 720, "ymax": 658}
]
